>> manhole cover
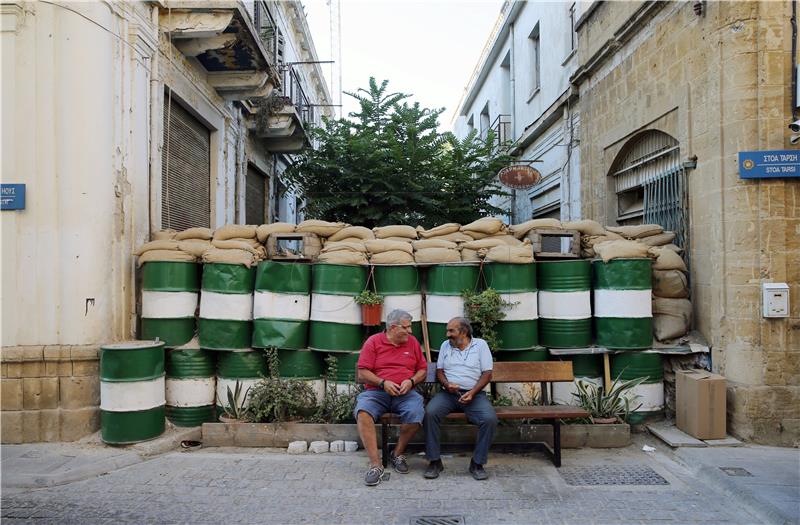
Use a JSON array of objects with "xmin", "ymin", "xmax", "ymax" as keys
[
  {"xmin": 719, "ymin": 467, "xmax": 753, "ymax": 477},
  {"xmin": 410, "ymin": 517, "xmax": 465, "ymax": 525},
  {"xmin": 559, "ymin": 465, "xmax": 669, "ymax": 485}
]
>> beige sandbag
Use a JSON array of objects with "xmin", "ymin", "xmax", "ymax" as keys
[
  {"xmin": 414, "ymin": 248, "xmax": 461, "ymax": 264},
  {"xmin": 327, "ymin": 226, "xmax": 375, "ymax": 242},
  {"xmin": 426, "ymin": 231, "xmax": 474, "ymax": 243},
  {"xmin": 417, "ymin": 223, "xmax": 460, "ymax": 239},
  {"xmin": 463, "ymin": 230, "xmax": 490, "ymax": 240},
  {"xmin": 373, "ymin": 225, "xmax": 418, "ymax": 239},
  {"xmin": 256, "ymin": 222, "xmax": 296, "ymax": 242},
  {"xmin": 202, "ymin": 248, "xmax": 255, "ymax": 267},
  {"xmin": 461, "ymin": 217, "xmax": 505, "ymax": 235},
  {"xmin": 581, "ymin": 233, "xmax": 624, "ymax": 249},
  {"xmin": 213, "ymin": 224, "xmax": 257, "ymax": 241},
  {"xmin": 650, "ymin": 247, "xmax": 688, "ymax": 272},
  {"xmin": 653, "ymin": 270, "xmax": 689, "ymax": 299},
  {"xmin": 364, "ymin": 239, "xmax": 413, "ymax": 255},
  {"xmin": 137, "ymin": 249, "xmax": 196, "ymax": 267},
  {"xmin": 509, "ymin": 218, "xmax": 562, "ymax": 239},
  {"xmin": 561, "ymin": 219, "xmax": 606, "ymax": 236},
  {"xmin": 483, "ymin": 242, "xmax": 534, "ymax": 264},
  {"xmin": 460, "ymin": 248, "xmax": 481, "ymax": 262},
  {"xmin": 296, "ymin": 219, "xmax": 348, "ymax": 237},
  {"xmin": 212, "ymin": 239, "xmax": 260, "ymax": 254},
  {"xmin": 652, "ymin": 298, "xmax": 692, "ymax": 341},
  {"xmin": 254, "ymin": 245, "xmax": 267, "ymax": 261},
  {"xmin": 369, "ymin": 250, "xmax": 415, "ymax": 264},
  {"xmin": 152, "ymin": 229, "xmax": 177, "ymax": 241},
  {"xmin": 581, "ymin": 247, "xmax": 596, "ymax": 258},
  {"xmin": 326, "ymin": 236, "xmax": 364, "ymax": 244},
  {"xmin": 134, "ymin": 240, "xmax": 180, "ymax": 256},
  {"xmin": 593, "ymin": 240, "xmax": 650, "ymax": 262},
  {"xmin": 175, "ymin": 227, "xmax": 213, "ymax": 241},
  {"xmin": 490, "ymin": 234, "xmax": 522, "ymax": 246},
  {"xmin": 462, "ymin": 238, "xmax": 509, "ymax": 250},
  {"xmin": 606, "ymin": 224, "xmax": 663, "ymax": 239},
  {"xmin": 317, "ymin": 251, "xmax": 368, "ymax": 265},
  {"xmin": 178, "ymin": 240, "xmax": 213, "ymax": 258},
  {"xmin": 639, "ymin": 231, "xmax": 676, "ymax": 247},
  {"xmin": 661, "ymin": 244, "xmax": 683, "ymax": 253},
  {"xmin": 321, "ymin": 241, "xmax": 367, "ymax": 253},
  {"xmin": 412, "ymin": 239, "xmax": 457, "ymax": 250}
]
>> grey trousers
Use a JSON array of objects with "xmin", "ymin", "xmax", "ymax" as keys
[{"xmin": 424, "ymin": 391, "xmax": 498, "ymax": 465}]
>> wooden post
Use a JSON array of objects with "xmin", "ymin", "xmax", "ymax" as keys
[
  {"xmin": 420, "ymin": 294, "xmax": 432, "ymax": 363},
  {"xmin": 603, "ymin": 353, "xmax": 612, "ymax": 392}
]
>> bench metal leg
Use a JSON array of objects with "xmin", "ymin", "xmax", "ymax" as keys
[
  {"xmin": 381, "ymin": 422, "xmax": 389, "ymax": 468},
  {"xmin": 552, "ymin": 420, "xmax": 561, "ymax": 468}
]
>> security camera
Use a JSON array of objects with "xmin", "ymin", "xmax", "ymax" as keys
[
  {"xmin": 791, "ymin": 134, "xmax": 800, "ymax": 145},
  {"xmin": 790, "ymin": 120, "xmax": 800, "ymax": 133}
]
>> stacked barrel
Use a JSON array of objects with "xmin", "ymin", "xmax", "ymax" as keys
[
  {"xmin": 216, "ymin": 350, "xmax": 268, "ymax": 417},
  {"xmin": 140, "ymin": 262, "xmax": 200, "ymax": 347},
  {"xmin": 537, "ymin": 260, "xmax": 592, "ymax": 348},
  {"xmin": 611, "ymin": 352, "xmax": 664, "ymax": 423},
  {"xmin": 198, "ymin": 263, "xmax": 256, "ymax": 350},
  {"xmin": 551, "ymin": 354, "xmax": 604, "ymax": 405},
  {"xmin": 375, "ymin": 265, "xmax": 423, "ymax": 342},
  {"xmin": 165, "ymin": 349, "xmax": 216, "ymax": 426},
  {"xmin": 100, "ymin": 341, "xmax": 165, "ymax": 444},
  {"xmin": 425, "ymin": 265, "xmax": 480, "ymax": 354},
  {"xmin": 592, "ymin": 258, "xmax": 653, "ymax": 350}
]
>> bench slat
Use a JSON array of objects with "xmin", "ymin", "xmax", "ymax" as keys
[
  {"xmin": 490, "ymin": 361, "xmax": 575, "ymax": 383},
  {"xmin": 380, "ymin": 405, "xmax": 589, "ymax": 423}
]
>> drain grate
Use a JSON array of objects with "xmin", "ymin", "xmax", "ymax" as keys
[
  {"xmin": 559, "ymin": 465, "xmax": 669, "ymax": 486},
  {"xmin": 719, "ymin": 467, "xmax": 753, "ymax": 477},
  {"xmin": 410, "ymin": 516, "xmax": 466, "ymax": 525}
]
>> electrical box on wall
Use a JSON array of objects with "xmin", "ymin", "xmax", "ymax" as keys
[{"xmin": 762, "ymin": 283, "xmax": 789, "ymax": 318}]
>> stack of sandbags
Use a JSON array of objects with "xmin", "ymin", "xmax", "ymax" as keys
[
  {"xmin": 508, "ymin": 218, "xmax": 561, "ymax": 239},
  {"xmin": 174, "ymin": 227, "xmax": 214, "ymax": 258},
  {"xmin": 134, "ymin": 238, "xmax": 196, "ymax": 266},
  {"xmin": 318, "ymin": 240, "xmax": 368, "ymax": 265},
  {"xmin": 649, "ymin": 246, "xmax": 691, "ymax": 341},
  {"xmin": 365, "ymin": 239, "xmax": 414, "ymax": 264},
  {"xmin": 203, "ymin": 224, "xmax": 262, "ymax": 267},
  {"xmin": 482, "ymin": 239, "xmax": 534, "ymax": 264}
]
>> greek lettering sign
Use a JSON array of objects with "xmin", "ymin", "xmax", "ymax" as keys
[
  {"xmin": 498, "ymin": 164, "xmax": 541, "ymax": 190},
  {"xmin": 0, "ymin": 184, "xmax": 25, "ymax": 210},
  {"xmin": 738, "ymin": 150, "xmax": 800, "ymax": 179}
]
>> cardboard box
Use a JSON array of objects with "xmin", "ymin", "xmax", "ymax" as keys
[{"xmin": 676, "ymin": 369, "xmax": 726, "ymax": 440}]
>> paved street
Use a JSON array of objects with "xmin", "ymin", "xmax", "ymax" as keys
[{"xmin": 3, "ymin": 437, "xmax": 796, "ymax": 524}]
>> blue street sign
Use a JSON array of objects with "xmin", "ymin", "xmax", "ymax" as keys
[
  {"xmin": 738, "ymin": 150, "xmax": 800, "ymax": 179},
  {"xmin": 0, "ymin": 184, "xmax": 25, "ymax": 210}
]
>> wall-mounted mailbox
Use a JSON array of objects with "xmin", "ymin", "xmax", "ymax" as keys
[{"xmin": 762, "ymin": 283, "xmax": 789, "ymax": 318}]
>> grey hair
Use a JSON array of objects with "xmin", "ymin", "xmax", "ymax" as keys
[
  {"xmin": 386, "ymin": 309, "xmax": 412, "ymax": 328},
  {"xmin": 449, "ymin": 317, "xmax": 473, "ymax": 337}
]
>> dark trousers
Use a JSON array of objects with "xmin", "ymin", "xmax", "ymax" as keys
[{"xmin": 424, "ymin": 391, "xmax": 498, "ymax": 465}]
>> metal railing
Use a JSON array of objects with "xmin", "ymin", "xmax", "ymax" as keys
[
  {"xmin": 482, "ymin": 114, "xmax": 512, "ymax": 150},
  {"xmin": 280, "ymin": 65, "xmax": 315, "ymax": 128}
]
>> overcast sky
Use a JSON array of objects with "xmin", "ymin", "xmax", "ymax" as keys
[{"xmin": 302, "ymin": 0, "xmax": 505, "ymax": 131}]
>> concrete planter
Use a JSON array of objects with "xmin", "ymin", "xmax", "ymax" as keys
[{"xmin": 202, "ymin": 422, "xmax": 630, "ymax": 449}]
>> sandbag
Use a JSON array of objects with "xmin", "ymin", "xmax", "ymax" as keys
[
  {"xmin": 364, "ymin": 239, "xmax": 413, "ymax": 255},
  {"xmin": 650, "ymin": 247, "xmax": 688, "ymax": 272},
  {"xmin": 369, "ymin": 250, "xmax": 415, "ymax": 264},
  {"xmin": 212, "ymin": 239, "xmax": 260, "ymax": 255},
  {"xmin": 174, "ymin": 227, "xmax": 213, "ymax": 241},
  {"xmin": 256, "ymin": 222, "xmax": 296, "ymax": 242},
  {"xmin": 326, "ymin": 236, "xmax": 364, "ymax": 244},
  {"xmin": 460, "ymin": 248, "xmax": 481, "ymax": 262},
  {"xmin": 652, "ymin": 298, "xmax": 692, "ymax": 341},
  {"xmin": 426, "ymin": 232, "xmax": 474, "ymax": 243},
  {"xmin": 561, "ymin": 219, "xmax": 606, "ymax": 236},
  {"xmin": 412, "ymin": 239, "xmax": 457, "ymax": 250},
  {"xmin": 653, "ymin": 270, "xmax": 689, "ymax": 299},
  {"xmin": 490, "ymin": 234, "xmax": 522, "ymax": 246},
  {"xmin": 152, "ymin": 229, "xmax": 177, "ymax": 241},
  {"xmin": 327, "ymin": 226, "xmax": 375, "ymax": 242},
  {"xmin": 414, "ymin": 248, "xmax": 461, "ymax": 264},
  {"xmin": 373, "ymin": 225, "xmax": 418, "ymax": 239},
  {"xmin": 321, "ymin": 241, "xmax": 367, "ymax": 253},
  {"xmin": 463, "ymin": 230, "xmax": 490, "ymax": 240},
  {"xmin": 317, "ymin": 251, "xmax": 368, "ymax": 265},
  {"xmin": 178, "ymin": 240, "xmax": 213, "ymax": 258},
  {"xmin": 202, "ymin": 248, "xmax": 255, "ymax": 267},
  {"xmin": 134, "ymin": 240, "xmax": 179, "ymax": 256},
  {"xmin": 213, "ymin": 224, "xmax": 257, "ymax": 241},
  {"xmin": 461, "ymin": 238, "xmax": 509, "ymax": 250},
  {"xmin": 417, "ymin": 223, "xmax": 461, "ymax": 239},
  {"xmin": 581, "ymin": 248, "xmax": 596, "ymax": 259},
  {"xmin": 137, "ymin": 249, "xmax": 196, "ymax": 267},
  {"xmin": 509, "ymin": 218, "xmax": 562, "ymax": 239},
  {"xmin": 661, "ymin": 244, "xmax": 683, "ymax": 253},
  {"xmin": 483, "ymin": 242, "xmax": 534, "ymax": 264},
  {"xmin": 582, "ymin": 233, "xmax": 624, "ymax": 249},
  {"xmin": 296, "ymin": 220, "xmax": 348, "ymax": 237},
  {"xmin": 461, "ymin": 217, "xmax": 505, "ymax": 235},
  {"xmin": 606, "ymin": 224, "xmax": 663, "ymax": 239},
  {"xmin": 640, "ymin": 231, "xmax": 677, "ymax": 247},
  {"xmin": 593, "ymin": 240, "xmax": 650, "ymax": 262}
]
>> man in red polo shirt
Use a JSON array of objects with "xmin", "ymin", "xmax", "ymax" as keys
[{"xmin": 355, "ymin": 309, "xmax": 427, "ymax": 486}]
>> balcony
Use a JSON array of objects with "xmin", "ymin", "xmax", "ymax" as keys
[
  {"xmin": 488, "ymin": 114, "xmax": 512, "ymax": 151},
  {"xmin": 159, "ymin": 1, "xmax": 280, "ymax": 100},
  {"xmin": 250, "ymin": 65, "xmax": 315, "ymax": 153}
]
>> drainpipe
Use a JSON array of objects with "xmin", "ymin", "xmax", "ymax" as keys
[
  {"xmin": 148, "ymin": 4, "xmax": 160, "ymax": 235},
  {"xmin": 509, "ymin": 21, "xmax": 517, "ymax": 222}
]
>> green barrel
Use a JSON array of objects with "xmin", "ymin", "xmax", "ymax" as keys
[
  {"xmin": 253, "ymin": 261, "xmax": 311, "ymax": 349},
  {"xmin": 199, "ymin": 263, "xmax": 256, "ymax": 350},
  {"xmin": 375, "ymin": 265, "xmax": 423, "ymax": 342},
  {"xmin": 494, "ymin": 348, "xmax": 548, "ymax": 362},
  {"xmin": 165, "ymin": 349, "xmax": 216, "ymax": 427},
  {"xmin": 537, "ymin": 260, "xmax": 592, "ymax": 348},
  {"xmin": 216, "ymin": 350, "xmax": 268, "ymax": 415},
  {"xmin": 550, "ymin": 354, "xmax": 604, "ymax": 406},
  {"xmin": 593, "ymin": 258, "xmax": 653, "ymax": 350},
  {"xmin": 483, "ymin": 263, "xmax": 538, "ymax": 351},
  {"xmin": 425, "ymin": 265, "xmax": 480, "ymax": 350},
  {"xmin": 100, "ymin": 340, "xmax": 165, "ymax": 444},
  {"xmin": 140, "ymin": 262, "xmax": 200, "ymax": 348},
  {"xmin": 323, "ymin": 351, "xmax": 361, "ymax": 396},
  {"xmin": 309, "ymin": 264, "xmax": 367, "ymax": 352},
  {"xmin": 275, "ymin": 348, "xmax": 325, "ymax": 402},
  {"xmin": 611, "ymin": 352, "xmax": 664, "ymax": 423}
]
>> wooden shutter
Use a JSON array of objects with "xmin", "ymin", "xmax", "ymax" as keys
[
  {"xmin": 161, "ymin": 97, "xmax": 211, "ymax": 230},
  {"xmin": 245, "ymin": 165, "xmax": 267, "ymax": 225}
]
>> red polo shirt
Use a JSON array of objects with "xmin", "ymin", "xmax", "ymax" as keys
[{"xmin": 357, "ymin": 332, "xmax": 427, "ymax": 390}]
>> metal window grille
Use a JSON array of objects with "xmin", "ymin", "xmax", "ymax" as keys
[{"xmin": 246, "ymin": 165, "xmax": 268, "ymax": 225}]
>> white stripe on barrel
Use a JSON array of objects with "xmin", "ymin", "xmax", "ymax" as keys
[
  {"xmin": 166, "ymin": 378, "xmax": 216, "ymax": 407},
  {"xmin": 499, "ymin": 292, "xmax": 539, "ymax": 321},
  {"xmin": 425, "ymin": 295, "xmax": 465, "ymax": 324},
  {"xmin": 101, "ymin": 376, "xmax": 165, "ymax": 412},
  {"xmin": 216, "ymin": 377, "xmax": 261, "ymax": 408},
  {"xmin": 626, "ymin": 382, "xmax": 665, "ymax": 412},
  {"xmin": 538, "ymin": 291, "xmax": 591, "ymax": 319},
  {"xmin": 382, "ymin": 294, "xmax": 423, "ymax": 322},
  {"xmin": 253, "ymin": 291, "xmax": 310, "ymax": 321},
  {"xmin": 142, "ymin": 291, "xmax": 198, "ymax": 318},
  {"xmin": 552, "ymin": 377, "xmax": 603, "ymax": 406},
  {"xmin": 309, "ymin": 293, "xmax": 361, "ymax": 324},
  {"xmin": 593, "ymin": 289, "xmax": 652, "ymax": 318},
  {"xmin": 199, "ymin": 291, "xmax": 253, "ymax": 321}
]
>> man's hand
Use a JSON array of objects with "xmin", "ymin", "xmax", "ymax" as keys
[
  {"xmin": 383, "ymin": 380, "xmax": 402, "ymax": 396},
  {"xmin": 457, "ymin": 390, "xmax": 474, "ymax": 405},
  {"xmin": 445, "ymin": 382, "xmax": 460, "ymax": 394},
  {"xmin": 398, "ymin": 379, "xmax": 414, "ymax": 395}
]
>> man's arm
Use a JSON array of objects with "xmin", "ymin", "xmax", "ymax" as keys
[
  {"xmin": 357, "ymin": 368, "xmax": 401, "ymax": 396},
  {"xmin": 458, "ymin": 370, "xmax": 492, "ymax": 404},
  {"xmin": 399, "ymin": 367, "xmax": 428, "ymax": 395},
  {"xmin": 436, "ymin": 368, "xmax": 460, "ymax": 394}
]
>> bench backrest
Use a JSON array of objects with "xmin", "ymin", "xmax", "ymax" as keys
[{"xmin": 357, "ymin": 361, "xmax": 575, "ymax": 384}]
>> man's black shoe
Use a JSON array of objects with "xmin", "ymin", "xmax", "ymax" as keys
[
  {"xmin": 469, "ymin": 459, "xmax": 488, "ymax": 480},
  {"xmin": 424, "ymin": 459, "xmax": 444, "ymax": 479}
]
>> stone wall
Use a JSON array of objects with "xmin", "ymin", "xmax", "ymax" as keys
[
  {"xmin": 1, "ymin": 346, "xmax": 100, "ymax": 443},
  {"xmin": 574, "ymin": 1, "xmax": 799, "ymax": 446}
]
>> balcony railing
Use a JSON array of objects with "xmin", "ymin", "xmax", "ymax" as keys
[
  {"xmin": 281, "ymin": 65, "xmax": 315, "ymax": 129},
  {"xmin": 490, "ymin": 114, "xmax": 512, "ymax": 151}
]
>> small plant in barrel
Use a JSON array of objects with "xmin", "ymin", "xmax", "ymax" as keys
[
  {"xmin": 572, "ymin": 375, "xmax": 647, "ymax": 424},
  {"xmin": 222, "ymin": 381, "xmax": 251, "ymax": 422},
  {"xmin": 354, "ymin": 290, "xmax": 384, "ymax": 326},
  {"xmin": 245, "ymin": 348, "xmax": 318, "ymax": 423},
  {"xmin": 462, "ymin": 288, "xmax": 513, "ymax": 351}
]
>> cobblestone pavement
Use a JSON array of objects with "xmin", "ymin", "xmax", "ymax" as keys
[{"xmin": 1, "ymin": 444, "xmax": 768, "ymax": 524}]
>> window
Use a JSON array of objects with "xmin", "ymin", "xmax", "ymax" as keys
[
  {"xmin": 569, "ymin": 4, "xmax": 577, "ymax": 52},
  {"xmin": 529, "ymin": 24, "xmax": 541, "ymax": 94},
  {"xmin": 254, "ymin": 1, "xmax": 284, "ymax": 67},
  {"xmin": 245, "ymin": 165, "xmax": 268, "ymax": 225},
  {"xmin": 479, "ymin": 104, "xmax": 490, "ymax": 141},
  {"xmin": 466, "ymin": 115, "xmax": 475, "ymax": 135}
]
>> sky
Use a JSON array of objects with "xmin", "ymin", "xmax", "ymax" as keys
[{"xmin": 302, "ymin": 0, "xmax": 506, "ymax": 131}]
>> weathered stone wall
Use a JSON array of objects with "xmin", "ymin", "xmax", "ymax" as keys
[{"xmin": 574, "ymin": 1, "xmax": 799, "ymax": 446}]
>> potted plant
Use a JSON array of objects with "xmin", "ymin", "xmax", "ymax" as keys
[
  {"xmin": 571, "ymin": 376, "xmax": 648, "ymax": 424},
  {"xmin": 354, "ymin": 290, "xmax": 384, "ymax": 326},
  {"xmin": 219, "ymin": 380, "xmax": 251, "ymax": 423}
]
